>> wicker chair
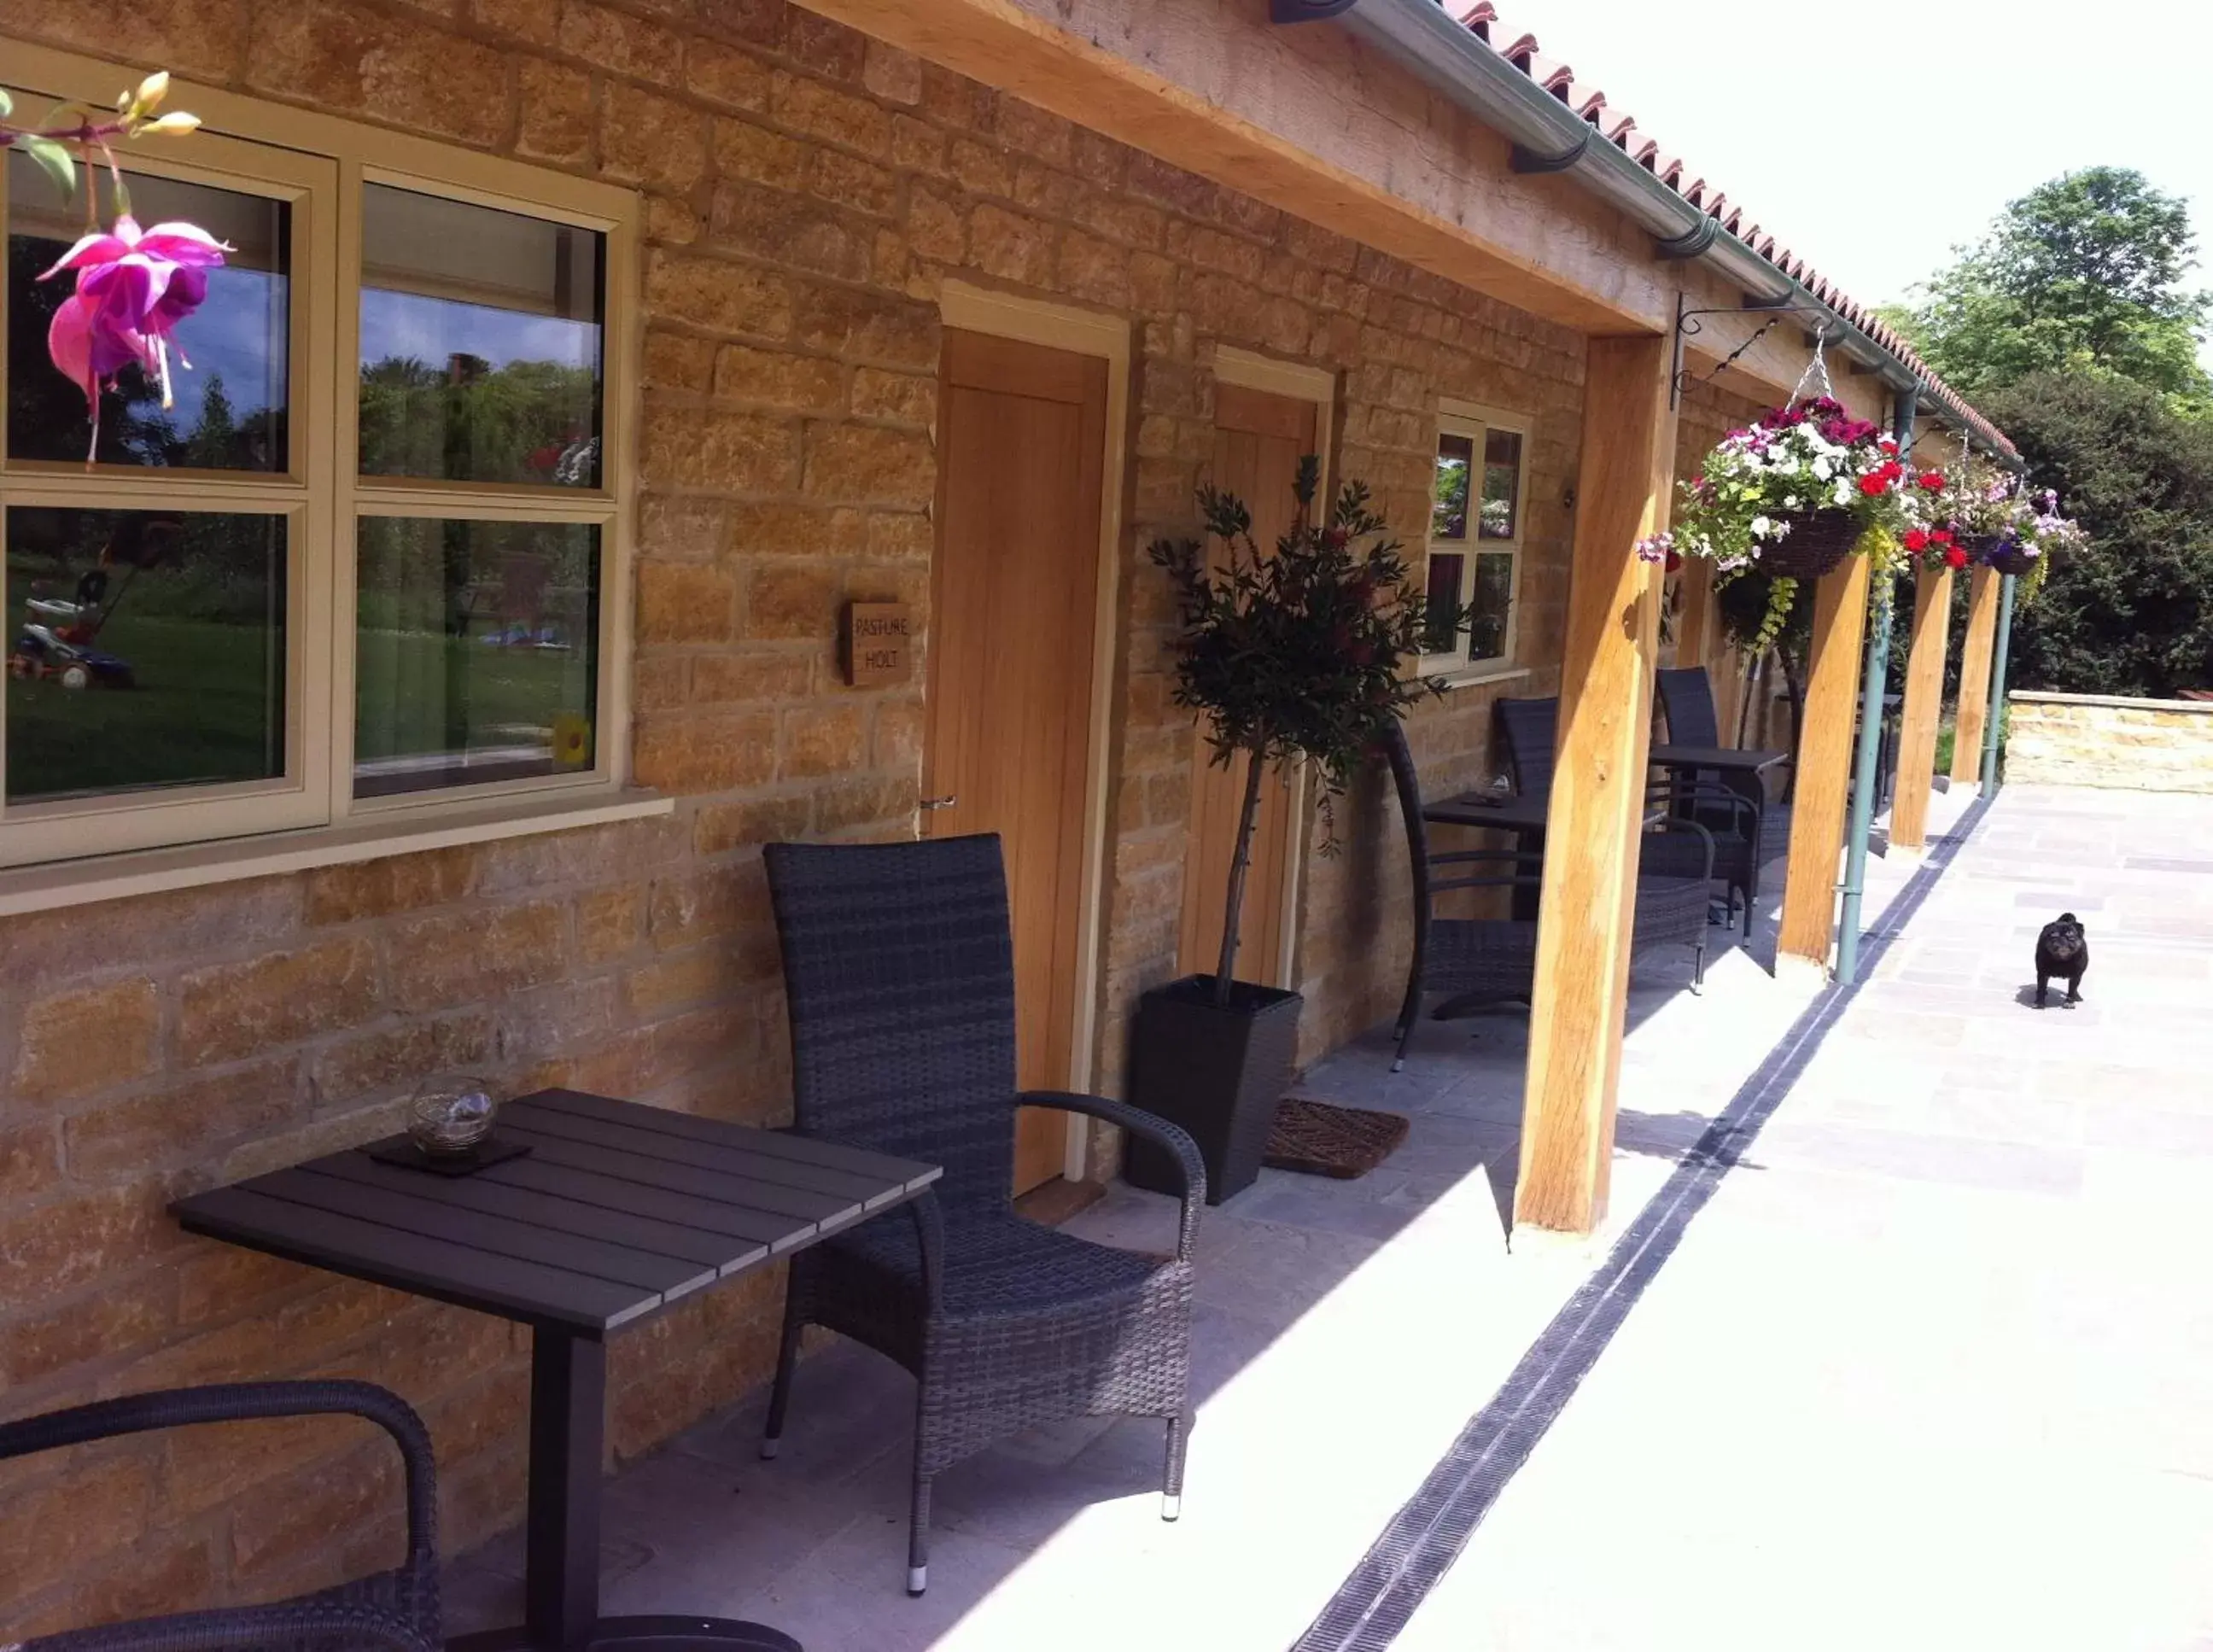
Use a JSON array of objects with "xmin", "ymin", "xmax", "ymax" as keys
[
  {"xmin": 1655, "ymin": 666, "xmax": 1793, "ymax": 865},
  {"xmin": 0, "ymin": 1381, "xmax": 440, "ymax": 1652},
  {"xmin": 1381, "ymin": 719, "xmax": 1714, "ymax": 1069},
  {"xmin": 761, "ymin": 834, "xmax": 1206, "ymax": 1597},
  {"xmin": 1499, "ymin": 692, "xmax": 1765, "ymax": 940}
]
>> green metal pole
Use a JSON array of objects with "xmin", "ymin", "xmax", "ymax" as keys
[
  {"xmin": 1834, "ymin": 389, "xmax": 1917, "ymax": 985},
  {"xmin": 1980, "ymin": 572, "xmax": 2017, "ymax": 791}
]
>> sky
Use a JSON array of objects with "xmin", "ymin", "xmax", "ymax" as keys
[{"xmin": 1531, "ymin": 0, "xmax": 2213, "ymax": 361}]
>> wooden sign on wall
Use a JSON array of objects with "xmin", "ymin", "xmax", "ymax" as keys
[{"xmin": 842, "ymin": 601, "xmax": 913, "ymax": 686}]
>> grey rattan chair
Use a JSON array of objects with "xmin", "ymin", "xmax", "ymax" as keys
[
  {"xmin": 1382, "ymin": 720, "xmax": 1714, "ymax": 1069},
  {"xmin": 1500, "ymin": 692, "xmax": 1765, "ymax": 940},
  {"xmin": 0, "ymin": 1381, "xmax": 440, "ymax": 1652},
  {"xmin": 1655, "ymin": 666, "xmax": 1793, "ymax": 866},
  {"xmin": 761, "ymin": 834, "xmax": 1205, "ymax": 1597}
]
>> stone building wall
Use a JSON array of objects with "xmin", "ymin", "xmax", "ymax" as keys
[
  {"xmin": 2006, "ymin": 692, "xmax": 2213, "ymax": 792},
  {"xmin": 0, "ymin": 0, "xmax": 1585, "ymax": 1631}
]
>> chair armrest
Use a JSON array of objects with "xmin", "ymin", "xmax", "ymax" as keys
[
  {"xmin": 1021, "ymin": 1090, "xmax": 1206, "ymax": 1262},
  {"xmin": 1641, "ymin": 815, "xmax": 1717, "ymax": 882},
  {"xmin": 905, "ymin": 1185, "xmax": 947, "ymax": 1311},
  {"xmin": 1649, "ymin": 776, "xmax": 1760, "ymax": 831},
  {"xmin": 0, "ymin": 1381, "xmax": 438, "ymax": 1576}
]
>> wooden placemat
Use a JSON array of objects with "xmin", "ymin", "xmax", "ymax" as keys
[{"xmin": 1264, "ymin": 1097, "xmax": 1410, "ymax": 1180}]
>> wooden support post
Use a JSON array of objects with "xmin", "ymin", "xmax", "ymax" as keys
[
  {"xmin": 1951, "ymin": 566, "xmax": 1999, "ymax": 785},
  {"xmin": 1514, "ymin": 336, "xmax": 1673, "ymax": 1235},
  {"xmin": 1889, "ymin": 561, "xmax": 1953, "ymax": 851},
  {"xmin": 1776, "ymin": 555, "xmax": 1872, "ymax": 970}
]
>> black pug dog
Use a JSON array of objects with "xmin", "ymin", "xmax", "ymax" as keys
[{"xmin": 2035, "ymin": 913, "xmax": 2089, "ymax": 1008}]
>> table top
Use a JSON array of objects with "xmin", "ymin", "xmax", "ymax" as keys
[
  {"xmin": 1422, "ymin": 790, "xmax": 1550, "ymax": 832},
  {"xmin": 1648, "ymin": 744, "xmax": 1788, "ymax": 773},
  {"xmin": 172, "ymin": 1089, "xmax": 941, "ymax": 1336}
]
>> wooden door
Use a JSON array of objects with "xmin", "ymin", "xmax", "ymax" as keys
[
  {"xmin": 925, "ymin": 328, "xmax": 1109, "ymax": 1194},
  {"xmin": 1176, "ymin": 382, "xmax": 1317, "ymax": 989}
]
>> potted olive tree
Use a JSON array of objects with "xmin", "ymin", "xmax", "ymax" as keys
[{"xmin": 1125, "ymin": 458, "xmax": 1459, "ymax": 1204}]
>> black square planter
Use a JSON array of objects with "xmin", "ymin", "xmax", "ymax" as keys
[{"xmin": 1124, "ymin": 975, "xmax": 1302, "ymax": 1206}]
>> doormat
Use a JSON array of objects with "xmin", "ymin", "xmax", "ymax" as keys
[{"xmin": 1264, "ymin": 1098, "xmax": 1410, "ymax": 1180}]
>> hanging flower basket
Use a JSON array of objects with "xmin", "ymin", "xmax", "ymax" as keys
[
  {"xmin": 1986, "ymin": 540, "xmax": 2039, "ymax": 578},
  {"xmin": 1760, "ymin": 508, "xmax": 1863, "ymax": 579},
  {"xmin": 1953, "ymin": 530, "xmax": 2005, "ymax": 560}
]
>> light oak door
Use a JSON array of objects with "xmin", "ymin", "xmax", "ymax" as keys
[
  {"xmin": 1176, "ymin": 382, "xmax": 1317, "ymax": 989},
  {"xmin": 925, "ymin": 328, "xmax": 1109, "ymax": 1194}
]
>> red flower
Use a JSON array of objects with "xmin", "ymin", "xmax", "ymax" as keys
[
  {"xmin": 1665, "ymin": 548, "xmax": 1683, "ymax": 573},
  {"xmin": 1857, "ymin": 474, "xmax": 1889, "ymax": 496},
  {"xmin": 1878, "ymin": 437, "xmax": 1899, "ymax": 456},
  {"xmin": 1918, "ymin": 471, "xmax": 1946, "ymax": 492},
  {"xmin": 1903, "ymin": 528, "xmax": 1929, "ymax": 552},
  {"xmin": 1323, "ymin": 526, "xmax": 1349, "ymax": 549},
  {"xmin": 1931, "ymin": 528, "xmax": 1953, "ymax": 545},
  {"xmin": 1943, "ymin": 546, "xmax": 1968, "ymax": 569}
]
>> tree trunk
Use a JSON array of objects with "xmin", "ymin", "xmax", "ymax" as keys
[
  {"xmin": 1735, "ymin": 650, "xmax": 1762, "ymax": 748},
  {"xmin": 1779, "ymin": 645, "xmax": 1807, "ymax": 803},
  {"xmin": 1212, "ymin": 747, "xmax": 1267, "ymax": 1010}
]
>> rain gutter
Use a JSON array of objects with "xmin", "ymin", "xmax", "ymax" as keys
[{"xmin": 1270, "ymin": 0, "xmax": 2002, "ymax": 450}]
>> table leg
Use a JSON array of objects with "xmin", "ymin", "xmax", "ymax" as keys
[
  {"xmin": 528, "ymin": 1331, "xmax": 604, "ymax": 1649},
  {"xmin": 448, "ymin": 1328, "xmax": 803, "ymax": 1652}
]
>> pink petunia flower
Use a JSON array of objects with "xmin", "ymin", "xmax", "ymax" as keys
[{"xmin": 41, "ymin": 215, "xmax": 229, "ymax": 461}]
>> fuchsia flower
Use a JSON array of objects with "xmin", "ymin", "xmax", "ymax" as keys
[{"xmin": 41, "ymin": 214, "xmax": 229, "ymax": 460}]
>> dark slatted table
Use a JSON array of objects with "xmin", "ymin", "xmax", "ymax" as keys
[
  {"xmin": 172, "ymin": 1089, "xmax": 941, "ymax": 1652},
  {"xmin": 1645, "ymin": 744, "xmax": 1789, "ymax": 776}
]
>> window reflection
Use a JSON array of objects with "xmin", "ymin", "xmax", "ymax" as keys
[
  {"xmin": 5, "ymin": 507, "xmax": 286, "ymax": 801},
  {"xmin": 1469, "ymin": 550, "xmax": 1513, "ymax": 663},
  {"xmin": 7, "ymin": 155, "xmax": 290, "ymax": 471},
  {"xmin": 357, "ymin": 185, "xmax": 604, "ymax": 487},
  {"xmin": 1422, "ymin": 551, "xmax": 1464, "ymax": 655},
  {"xmin": 1479, "ymin": 429, "xmax": 1521, "ymax": 541},
  {"xmin": 1432, "ymin": 432, "xmax": 1473, "ymax": 541},
  {"xmin": 354, "ymin": 517, "xmax": 599, "ymax": 797}
]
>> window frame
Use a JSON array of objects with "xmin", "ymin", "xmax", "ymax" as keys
[
  {"xmin": 0, "ymin": 44, "xmax": 641, "ymax": 873},
  {"xmin": 1419, "ymin": 396, "xmax": 1531, "ymax": 682}
]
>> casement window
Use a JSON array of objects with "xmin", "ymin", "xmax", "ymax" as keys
[
  {"xmin": 0, "ymin": 49, "xmax": 640, "ymax": 879},
  {"xmin": 1420, "ymin": 400, "xmax": 1528, "ymax": 676}
]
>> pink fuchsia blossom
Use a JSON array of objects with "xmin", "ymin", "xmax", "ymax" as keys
[{"xmin": 41, "ymin": 215, "xmax": 228, "ymax": 461}]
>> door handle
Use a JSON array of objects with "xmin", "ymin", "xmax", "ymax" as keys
[{"xmin": 920, "ymin": 795, "xmax": 957, "ymax": 810}]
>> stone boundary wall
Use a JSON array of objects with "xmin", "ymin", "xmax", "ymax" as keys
[{"xmin": 2006, "ymin": 691, "xmax": 2213, "ymax": 792}]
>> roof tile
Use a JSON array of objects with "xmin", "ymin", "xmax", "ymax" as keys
[{"xmin": 1458, "ymin": 3, "xmax": 2010, "ymax": 452}]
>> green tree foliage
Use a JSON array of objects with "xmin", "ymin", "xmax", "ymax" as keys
[
  {"xmin": 358, "ymin": 355, "xmax": 599, "ymax": 487},
  {"xmin": 1980, "ymin": 372, "xmax": 2213, "ymax": 697},
  {"xmin": 1151, "ymin": 460, "xmax": 1459, "ymax": 1000},
  {"xmin": 1895, "ymin": 168, "xmax": 2211, "ymax": 406}
]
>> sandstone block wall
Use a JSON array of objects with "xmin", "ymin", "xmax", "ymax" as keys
[
  {"xmin": 2006, "ymin": 692, "xmax": 2213, "ymax": 792},
  {"xmin": 0, "ymin": 0, "xmax": 1590, "ymax": 1630}
]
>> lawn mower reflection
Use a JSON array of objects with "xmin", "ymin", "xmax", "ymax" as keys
[
  {"xmin": 8, "ymin": 515, "xmax": 181, "ymax": 691},
  {"xmin": 9, "ymin": 569, "xmax": 137, "ymax": 690}
]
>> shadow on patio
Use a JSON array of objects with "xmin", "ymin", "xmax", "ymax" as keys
[{"xmin": 438, "ymin": 818, "xmax": 1881, "ymax": 1650}]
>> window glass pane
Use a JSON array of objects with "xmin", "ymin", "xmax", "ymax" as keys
[
  {"xmin": 1479, "ymin": 429, "xmax": 1522, "ymax": 541},
  {"xmin": 1422, "ymin": 552, "xmax": 1464, "ymax": 655},
  {"xmin": 8, "ymin": 156, "xmax": 289, "ymax": 471},
  {"xmin": 354, "ymin": 517, "xmax": 599, "ymax": 797},
  {"xmin": 358, "ymin": 185, "xmax": 604, "ymax": 487},
  {"xmin": 1469, "ymin": 550, "xmax": 1513, "ymax": 664},
  {"xmin": 1431, "ymin": 432, "xmax": 1473, "ymax": 541},
  {"xmin": 5, "ymin": 507, "xmax": 286, "ymax": 802}
]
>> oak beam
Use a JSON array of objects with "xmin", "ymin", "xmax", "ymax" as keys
[
  {"xmin": 1776, "ymin": 556, "xmax": 1872, "ymax": 968},
  {"xmin": 1514, "ymin": 335, "xmax": 1674, "ymax": 1235},
  {"xmin": 1889, "ymin": 561, "xmax": 1953, "ymax": 851},
  {"xmin": 1951, "ymin": 568, "xmax": 1999, "ymax": 786}
]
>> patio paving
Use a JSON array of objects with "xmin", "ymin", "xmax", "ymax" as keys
[{"xmin": 442, "ymin": 781, "xmax": 2213, "ymax": 1650}]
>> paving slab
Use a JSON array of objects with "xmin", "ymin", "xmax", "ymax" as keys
[{"xmin": 443, "ymin": 784, "xmax": 2213, "ymax": 1651}]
